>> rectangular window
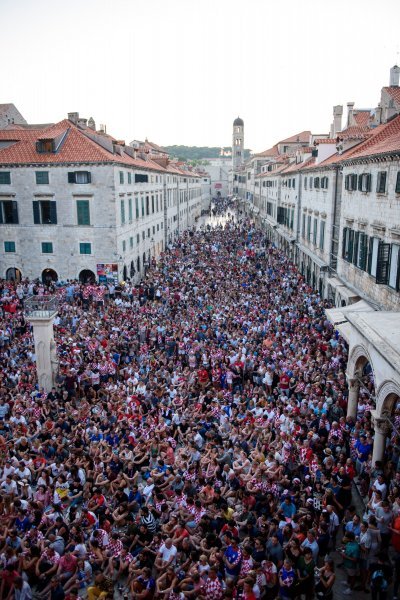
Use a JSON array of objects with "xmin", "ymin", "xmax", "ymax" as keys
[
  {"xmin": 41, "ymin": 242, "xmax": 53, "ymax": 253},
  {"xmin": 68, "ymin": 171, "xmax": 91, "ymax": 184},
  {"xmin": 376, "ymin": 171, "xmax": 387, "ymax": 194},
  {"xmin": 352, "ymin": 231, "xmax": 359, "ymax": 265},
  {"xmin": 368, "ymin": 237, "xmax": 380, "ymax": 277},
  {"xmin": 130, "ymin": 236, "xmax": 133, "ymax": 249},
  {"xmin": 4, "ymin": 241, "xmax": 15, "ymax": 252},
  {"xmin": 137, "ymin": 234, "xmax": 140, "ymax": 244},
  {"xmin": 319, "ymin": 220, "xmax": 325, "ymax": 250},
  {"xmin": 313, "ymin": 218, "xmax": 318, "ymax": 245},
  {"xmin": 396, "ymin": 172, "xmax": 400, "ymax": 194},
  {"xmin": 35, "ymin": 171, "xmax": 49, "ymax": 184},
  {"xmin": 358, "ymin": 233, "xmax": 369, "ymax": 271},
  {"xmin": 36, "ymin": 139, "xmax": 54, "ymax": 153},
  {"xmin": 135, "ymin": 197, "xmax": 139, "ymax": 219},
  {"xmin": 307, "ymin": 215, "xmax": 311, "ymax": 241},
  {"xmin": 141, "ymin": 196, "xmax": 145, "ymax": 217},
  {"xmin": 309, "ymin": 178, "xmax": 313, "ymax": 190},
  {"xmin": 135, "ymin": 173, "xmax": 148, "ymax": 183},
  {"xmin": 147, "ymin": 228, "xmax": 150, "ymax": 238},
  {"xmin": 128, "ymin": 197, "xmax": 133, "ymax": 222},
  {"xmin": 376, "ymin": 241, "xmax": 391, "ymax": 284},
  {"xmin": 33, "ymin": 200, "xmax": 57, "ymax": 224},
  {"xmin": 122, "ymin": 240, "xmax": 126, "ymax": 252},
  {"xmin": 0, "ymin": 200, "xmax": 18, "ymax": 224},
  {"xmin": 359, "ymin": 173, "xmax": 371, "ymax": 192},
  {"xmin": 121, "ymin": 199, "xmax": 126, "ymax": 225},
  {"xmin": 146, "ymin": 196, "xmax": 149, "ymax": 216},
  {"xmin": 119, "ymin": 171, "xmax": 124, "ymax": 184},
  {"xmin": 321, "ymin": 176, "xmax": 329, "ymax": 189},
  {"xmin": 302, "ymin": 213, "xmax": 306, "ymax": 238},
  {"xmin": 314, "ymin": 177, "xmax": 320, "ymax": 189},
  {"xmin": 76, "ymin": 200, "xmax": 90, "ymax": 225},
  {"xmin": 151, "ymin": 195, "xmax": 155, "ymax": 213},
  {"xmin": 389, "ymin": 244, "xmax": 400, "ymax": 289},
  {"xmin": 79, "ymin": 242, "xmax": 91, "ymax": 255},
  {"xmin": 142, "ymin": 231, "xmax": 145, "ymax": 241},
  {"xmin": 128, "ymin": 172, "xmax": 132, "ymax": 184},
  {"xmin": 0, "ymin": 172, "xmax": 11, "ymax": 185}
]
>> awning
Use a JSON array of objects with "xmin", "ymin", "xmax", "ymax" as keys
[
  {"xmin": 296, "ymin": 243, "xmax": 328, "ymax": 269},
  {"xmin": 336, "ymin": 322, "xmax": 352, "ymax": 343},
  {"xmin": 326, "ymin": 276, "xmax": 344, "ymax": 290},
  {"xmin": 336, "ymin": 286, "xmax": 360, "ymax": 304},
  {"xmin": 326, "ymin": 299, "xmax": 375, "ymax": 326},
  {"xmin": 277, "ymin": 227, "xmax": 296, "ymax": 243}
]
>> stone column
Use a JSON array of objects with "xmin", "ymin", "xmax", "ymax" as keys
[
  {"xmin": 28, "ymin": 317, "xmax": 57, "ymax": 392},
  {"xmin": 346, "ymin": 377, "xmax": 360, "ymax": 419},
  {"xmin": 25, "ymin": 297, "xmax": 58, "ymax": 394},
  {"xmin": 371, "ymin": 412, "xmax": 391, "ymax": 465}
]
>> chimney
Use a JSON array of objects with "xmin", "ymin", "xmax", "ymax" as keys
[
  {"xmin": 390, "ymin": 65, "xmax": 400, "ymax": 87},
  {"xmin": 77, "ymin": 118, "xmax": 87, "ymax": 128},
  {"xmin": 332, "ymin": 105, "xmax": 343, "ymax": 136},
  {"xmin": 347, "ymin": 102, "xmax": 355, "ymax": 127},
  {"xmin": 68, "ymin": 112, "xmax": 79, "ymax": 124}
]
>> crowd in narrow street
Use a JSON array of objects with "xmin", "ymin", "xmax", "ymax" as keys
[{"xmin": 0, "ymin": 205, "xmax": 400, "ymax": 600}]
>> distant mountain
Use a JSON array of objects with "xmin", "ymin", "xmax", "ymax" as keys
[{"xmin": 164, "ymin": 145, "xmax": 251, "ymax": 162}]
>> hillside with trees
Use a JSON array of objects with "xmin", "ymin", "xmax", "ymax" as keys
[{"xmin": 164, "ymin": 145, "xmax": 251, "ymax": 162}]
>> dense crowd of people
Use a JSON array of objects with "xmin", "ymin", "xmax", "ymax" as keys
[{"xmin": 0, "ymin": 207, "xmax": 400, "ymax": 600}]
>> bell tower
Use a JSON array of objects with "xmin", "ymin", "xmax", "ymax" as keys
[{"xmin": 232, "ymin": 116, "xmax": 244, "ymax": 171}]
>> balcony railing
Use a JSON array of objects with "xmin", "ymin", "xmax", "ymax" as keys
[{"xmin": 24, "ymin": 296, "xmax": 58, "ymax": 320}]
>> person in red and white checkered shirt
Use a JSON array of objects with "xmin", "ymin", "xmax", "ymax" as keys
[{"xmin": 201, "ymin": 567, "xmax": 224, "ymax": 600}]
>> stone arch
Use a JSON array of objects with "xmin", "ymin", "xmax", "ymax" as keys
[
  {"xmin": 376, "ymin": 380, "xmax": 400, "ymax": 418},
  {"xmin": 347, "ymin": 344, "xmax": 376, "ymax": 382}
]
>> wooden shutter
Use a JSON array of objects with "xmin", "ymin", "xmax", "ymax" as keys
[
  {"xmin": 50, "ymin": 201, "xmax": 57, "ymax": 224},
  {"xmin": 358, "ymin": 175, "xmax": 363, "ymax": 191},
  {"xmin": 342, "ymin": 227, "xmax": 348, "ymax": 259},
  {"xmin": 33, "ymin": 201, "xmax": 40, "ymax": 224},
  {"xmin": 396, "ymin": 172, "xmax": 400, "ymax": 194},
  {"xmin": 353, "ymin": 231, "xmax": 359, "ymax": 265},
  {"xmin": 359, "ymin": 234, "xmax": 368, "ymax": 271},
  {"xmin": 376, "ymin": 241, "xmax": 391, "ymax": 284},
  {"xmin": 68, "ymin": 172, "xmax": 75, "ymax": 183},
  {"xmin": 366, "ymin": 174, "xmax": 371, "ymax": 192},
  {"xmin": 348, "ymin": 230, "xmax": 354, "ymax": 262},
  {"xmin": 86, "ymin": 172, "xmax": 92, "ymax": 183},
  {"xmin": 367, "ymin": 237, "xmax": 374, "ymax": 274}
]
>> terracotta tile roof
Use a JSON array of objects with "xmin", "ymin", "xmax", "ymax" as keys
[
  {"xmin": 315, "ymin": 138, "xmax": 337, "ymax": 144},
  {"xmin": 337, "ymin": 125, "xmax": 371, "ymax": 140},
  {"xmin": 257, "ymin": 162, "xmax": 289, "ymax": 177},
  {"xmin": 0, "ymin": 119, "xmax": 170, "ymax": 172},
  {"xmin": 282, "ymin": 157, "xmax": 316, "ymax": 174},
  {"xmin": 255, "ymin": 144, "xmax": 279, "ymax": 157},
  {"xmin": 278, "ymin": 130, "xmax": 311, "ymax": 144},
  {"xmin": 353, "ymin": 111, "xmax": 371, "ymax": 127},
  {"xmin": 342, "ymin": 113, "xmax": 400, "ymax": 160},
  {"xmin": 382, "ymin": 86, "xmax": 400, "ymax": 106},
  {"xmin": 37, "ymin": 122, "xmax": 70, "ymax": 140}
]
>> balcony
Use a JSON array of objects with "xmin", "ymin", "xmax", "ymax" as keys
[{"xmin": 24, "ymin": 296, "xmax": 58, "ymax": 320}]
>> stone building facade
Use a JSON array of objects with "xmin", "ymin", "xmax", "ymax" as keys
[{"xmin": 0, "ymin": 114, "xmax": 208, "ymax": 283}]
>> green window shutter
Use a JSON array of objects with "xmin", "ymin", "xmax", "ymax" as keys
[
  {"xmin": 359, "ymin": 234, "xmax": 368, "ymax": 271},
  {"xmin": 396, "ymin": 172, "xmax": 400, "ymax": 194},
  {"xmin": 68, "ymin": 172, "xmax": 75, "ymax": 183},
  {"xmin": 0, "ymin": 172, "xmax": 11, "ymax": 184},
  {"xmin": 348, "ymin": 229, "xmax": 354, "ymax": 262},
  {"xmin": 77, "ymin": 200, "xmax": 90, "ymax": 225},
  {"xmin": 376, "ymin": 241, "xmax": 391, "ymax": 284},
  {"xmin": 33, "ymin": 201, "xmax": 40, "ymax": 224},
  {"xmin": 353, "ymin": 231, "xmax": 359, "ymax": 265}
]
